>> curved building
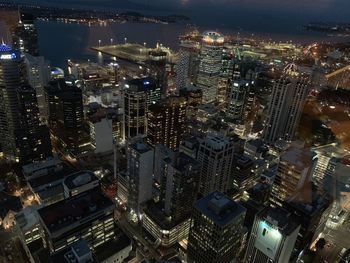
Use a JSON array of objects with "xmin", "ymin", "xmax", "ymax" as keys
[{"xmin": 197, "ymin": 31, "xmax": 224, "ymax": 103}]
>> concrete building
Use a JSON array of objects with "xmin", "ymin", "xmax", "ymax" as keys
[
  {"xmin": 312, "ymin": 144, "xmax": 345, "ymax": 192},
  {"xmin": 127, "ymin": 142, "xmax": 154, "ymax": 220},
  {"xmin": 123, "ymin": 77, "xmax": 161, "ymax": 140},
  {"xmin": 230, "ymin": 154, "xmax": 260, "ymax": 193},
  {"xmin": 45, "ymin": 79, "xmax": 86, "ymax": 157},
  {"xmin": 0, "ymin": 44, "xmax": 51, "ymax": 163},
  {"xmin": 197, "ymin": 31, "xmax": 224, "ymax": 103},
  {"xmin": 176, "ymin": 40, "xmax": 200, "ymax": 93},
  {"xmin": 25, "ymin": 54, "xmax": 51, "ymax": 120},
  {"xmin": 38, "ymin": 188, "xmax": 115, "ymax": 253},
  {"xmin": 244, "ymin": 207, "xmax": 300, "ymax": 263},
  {"xmin": 187, "ymin": 191, "xmax": 247, "ymax": 263},
  {"xmin": 270, "ymin": 147, "xmax": 316, "ymax": 207},
  {"xmin": 49, "ymin": 240, "xmax": 98, "ymax": 263},
  {"xmin": 197, "ymin": 134, "xmax": 240, "ymax": 196},
  {"xmin": 63, "ymin": 171, "xmax": 99, "ymax": 198},
  {"xmin": 147, "ymin": 97, "xmax": 187, "ymax": 150},
  {"xmin": 88, "ymin": 111, "xmax": 113, "ymax": 154},
  {"xmin": 13, "ymin": 12, "xmax": 39, "ymax": 56},
  {"xmin": 225, "ymin": 79, "xmax": 252, "ymax": 123},
  {"xmin": 263, "ymin": 64, "xmax": 310, "ymax": 143}
]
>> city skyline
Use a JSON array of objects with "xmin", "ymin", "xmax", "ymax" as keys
[{"xmin": 1, "ymin": 1, "xmax": 350, "ymax": 263}]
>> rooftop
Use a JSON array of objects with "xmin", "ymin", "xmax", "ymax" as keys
[
  {"xmin": 38, "ymin": 189, "xmax": 114, "ymax": 233},
  {"xmin": 130, "ymin": 142, "xmax": 152, "ymax": 154},
  {"xmin": 281, "ymin": 147, "xmax": 315, "ymax": 170},
  {"xmin": 196, "ymin": 191, "xmax": 246, "ymax": 227},
  {"xmin": 28, "ymin": 167, "xmax": 76, "ymax": 189},
  {"xmin": 50, "ymin": 240, "xmax": 97, "ymax": 263},
  {"xmin": 63, "ymin": 170, "xmax": 98, "ymax": 190},
  {"xmin": 145, "ymin": 201, "xmax": 189, "ymax": 230},
  {"xmin": 258, "ymin": 207, "xmax": 300, "ymax": 235},
  {"xmin": 125, "ymin": 77, "xmax": 157, "ymax": 92},
  {"xmin": 94, "ymin": 233, "xmax": 132, "ymax": 262}
]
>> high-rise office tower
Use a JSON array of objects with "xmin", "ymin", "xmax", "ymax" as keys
[
  {"xmin": 197, "ymin": 31, "xmax": 224, "ymax": 103},
  {"xmin": 25, "ymin": 54, "xmax": 51, "ymax": 121},
  {"xmin": 187, "ymin": 191, "xmax": 246, "ymax": 263},
  {"xmin": 284, "ymin": 191, "xmax": 331, "ymax": 255},
  {"xmin": 176, "ymin": 40, "xmax": 200, "ymax": 93},
  {"xmin": 127, "ymin": 142, "xmax": 154, "ymax": 220},
  {"xmin": 217, "ymin": 50, "xmax": 234, "ymax": 102},
  {"xmin": 147, "ymin": 97, "xmax": 187, "ymax": 150},
  {"xmin": 17, "ymin": 85, "xmax": 52, "ymax": 163},
  {"xmin": 263, "ymin": 64, "xmax": 310, "ymax": 143},
  {"xmin": 0, "ymin": 44, "xmax": 51, "ymax": 163},
  {"xmin": 244, "ymin": 207, "xmax": 300, "ymax": 263},
  {"xmin": 312, "ymin": 144, "xmax": 344, "ymax": 192},
  {"xmin": 13, "ymin": 12, "xmax": 39, "ymax": 56},
  {"xmin": 123, "ymin": 77, "xmax": 161, "ymax": 140},
  {"xmin": 270, "ymin": 147, "xmax": 316, "ymax": 207},
  {"xmin": 230, "ymin": 153, "xmax": 259, "ymax": 193},
  {"xmin": 142, "ymin": 150, "xmax": 199, "ymax": 247},
  {"xmin": 225, "ymin": 79, "xmax": 252, "ymax": 123},
  {"xmin": 147, "ymin": 48, "xmax": 168, "ymax": 95},
  {"xmin": 0, "ymin": 44, "xmax": 26, "ymax": 162},
  {"xmin": 197, "ymin": 134, "xmax": 240, "ymax": 196},
  {"xmin": 161, "ymin": 152, "xmax": 200, "ymax": 221},
  {"xmin": 45, "ymin": 79, "xmax": 85, "ymax": 156}
]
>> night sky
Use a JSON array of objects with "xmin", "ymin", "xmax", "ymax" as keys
[
  {"xmin": 6, "ymin": 0, "xmax": 350, "ymax": 21},
  {"xmin": 2, "ymin": 0, "xmax": 350, "ymax": 33}
]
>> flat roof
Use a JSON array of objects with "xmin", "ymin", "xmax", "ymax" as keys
[
  {"xmin": 50, "ymin": 240, "xmax": 97, "ymax": 263},
  {"xmin": 195, "ymin": 191, "xmax": 246, "ymax": 227},
  {"xmin": 145, "ymin": 202, "xmax": 188, "ymax": 230},
  {"xmin": 28, "ymin": 167, "xmax": 76, "ymax": 189},
  {"xmin": 94, "ymin": 233, "xmax": 132, "ymax": 261},
  {"xmin": 63, "ymin": 170, "xmax": 98, "ymax": 190},
  {"xmin": 258, "ymin": 207, "xmax": 300, "ymax": 235},
  {"xmin": 130, "ymin": 142, "xmax": 152, "ymax": 154},
  {"xmin": 38, "ymin": 189, "xmax": 114, "ymax": 233}
]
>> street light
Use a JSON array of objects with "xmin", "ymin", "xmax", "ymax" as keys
[
  {"xmin": 110, "ymin": 38, "xmax": 114, "ymax": 45},
  {"xmin": 98, "ymin": 39, "xmax": 101, "ymax": 46},
  {"xmin": 124, "ymin": 37, "xmax": 127, "ymax": 44},
  {"xmin": 143, "ymin": 42, "xmax": 146, "ymax": 47}
]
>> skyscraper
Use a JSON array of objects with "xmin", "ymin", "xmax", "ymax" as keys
[
  {"xmin": 161, "ymin": 152, "xmax": 200, "ymax": 221},
  {"xmin": 244, "ymin": 207, "xmax": 300, "ymax": 263},
  {"xmin": 187, "ymin": 191, "xmax": 246, "ymax": 263},
  {"xmin": 197, "ymin": 134, "xmax": 240, "ymax": 196},
  {"xmin": 17, "ymin": 85, "xmax": 52, "ymax": 163},
  {"xmin": 197, "ymin": 31, "xmax": 224, "ymax": 103},
  {"xmin": 25, "ymin": 54, "xmax": 51, "ymax": 121},
  {"xmin": 263, "ymin": 64, "xmax": 310, "ymax": 143},
  {"xmin": 123, "ymin": 77, "xmax": 161, "ymax": 140},
  {"xmin": 270, "ymin": 147, "xmax": 316, "ymax": 207},
  {"xmin": 0, "ymin": 44, "xmax": 26, "ymax": 162},
  {"xmin": 142, "ymin": 151, "xmax": 200, "ymax": 247},
  {"xmin": 218, "ymin": 50, "xmax": 234, "ymax": 102},
  {"xmin": 225, "ymin": 79, "xmax": 252, "ymax": 123},
  {"xmin": 176, "ymin": 40, "xmax": 200, "ymax": 93},
  {"xmin": 127, "ymin": 142, "xmax": 154, "ymax": 220},
  {"xmin": 147, "ymin": 96, "xmax": 187, "ymax": 150},
  {"xmin": 13, "ymin": 12, "xmax": 39, "ymax": 56},
  {"xmin": 45, "ymin": 79, "xmax": 85, "ymax": 156},
  {"xmin": 0, "ymin": 44, "xmax": 50, "ymax": 163}
]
